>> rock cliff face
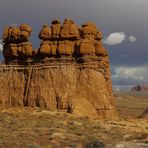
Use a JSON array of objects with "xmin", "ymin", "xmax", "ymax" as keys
[{"xmin": 0, "ymin": 19, "xmax": 117, "ymax": 119}]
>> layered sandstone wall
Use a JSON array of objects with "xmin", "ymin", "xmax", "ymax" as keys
[
  {"xmin": 0, "ymin": 59, "xmax": 116, "ymax": 119},
  {"xmin": 0, "ymin": 19, "xmax": 117, "ymax": 119}
]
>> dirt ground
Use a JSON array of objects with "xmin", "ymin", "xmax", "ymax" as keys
[
  {"xmin": 114, "ymin": 91, "xmax": 148, "ymax": 118},
  {"xmin": 0, "ymin": 91, "xmax": 148, "ymax": 148}
]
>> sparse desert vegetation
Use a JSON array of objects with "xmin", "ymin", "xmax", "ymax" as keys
[
  {"xmin": 114, "ymin": 91, "xmax": 148, "ymax": 118},
  {"xmin": 0, "ymin": 91, "xmax": 147, "ymax": 147}
]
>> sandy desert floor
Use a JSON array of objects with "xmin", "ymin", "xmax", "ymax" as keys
[{"xmin": 0, "ymin": 91, "xmax": 147, "ymax": 148}]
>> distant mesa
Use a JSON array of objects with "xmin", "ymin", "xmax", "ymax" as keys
[
  {"xmin": 130, "ymin": 84, "xmax": 148, "ymax": 92},
  {"xmin": 0, "ymin": 19, "xmax": 117, "ymax": 119}
]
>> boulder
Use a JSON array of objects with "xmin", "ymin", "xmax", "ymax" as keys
[
  {"xmin": 38, "ymin": 41, "xmax": 51, "ymax": 56},
  {"xmin": 38, "ymin": 41, "xmax": 58, "ymax": 57},
  {"xmin": 20, "ymin": 24, "xmax": 32, "ymax": 33},
  {"xmin": 60, "ymin": 18, "xmax": 70, "ymax": 39},
  {"xmin": 79, "ymin": 38, "xmax": 96, "ymax": 56},
  {"xmin": 19, "ymin": 24, "xmax": 32, "ymax": 41},
  {"xmin": 78, "ymin": 22, "xmax": 102, "ymax": 56},
  {"xmin": 82, "ymin": 22, "xmax": 97, "ymax": 39},
  {"xmin": 21, "ymin": 42, "xmax": 33, "ymax": 57},
  {"xmin": 11, "ymin": 27, "xmax": 20, "ymax": 42},
  {"xmin": 69, "ymin": 20, "xmax": 80, "ymax": 39},
  {"xmin": 3, "ymin": 26, "xmax": 20, "ymax": 43},
  {"xmin": 49, "ymin": 41, "xmax": 57, "ymax": 56},
  {"xmin": 2, "ymin": 26, "xmax": 14, "ymax": 43},
  {"xmin": 3, "ymin": 24, "xmax": 32, "ymax": 43},
  {"xmin": 2, "ymin": 24, "xmax": 33, "ymax": 60},
  {"xmin": 39, "ymin": 24, "xmax": 51, "ymax": 40},
  {"xmin": 60, "ymin": 18, "xmax": 80, "ymax": 39},
  {"xmin": 58, "ymin": 40, "xmax": 75, "ymax": 56}
]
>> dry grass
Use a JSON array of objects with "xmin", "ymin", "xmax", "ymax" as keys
[
  {"xmin": 0, "ymin": 91, "xmax": 148, "ymax": 147},
  {"xmin": 114, "ymin": 91, "xmax": 148, "ymax": 118}
]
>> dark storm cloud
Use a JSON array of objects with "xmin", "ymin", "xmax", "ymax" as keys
[
  {"xmin": 0, "ymin": 0, "xmax": 147, "ymax": 60},
  {"xmin": 0, "ymin": 0, "xmax": 148, "ymax": 89}
]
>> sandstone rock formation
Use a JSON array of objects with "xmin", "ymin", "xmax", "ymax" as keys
[
  {"xmin": 0, "ymin": 19, "xmax": 117, "ymax": 119},
  {"xmin": 39, "ymin": 24, "xmax": 51, "ymax": 40},
  {"xmin": 37, "ymin": 18, "xmax": 80, "ymax": 57},
  {"xmin": 60, "ymin": 18, "xmax": 80, "ymax": 39},
  {"xmin": 51, "ymin": 20, "xmax": 61, "ymax": 39},
  {"xmin": 2, "ymin": 24, "xmax": 33, "ymax": 59}
]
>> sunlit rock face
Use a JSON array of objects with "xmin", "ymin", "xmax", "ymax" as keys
[{"xmin": 0, "ymin": 19, "xmax": 117, "ymax": 119}]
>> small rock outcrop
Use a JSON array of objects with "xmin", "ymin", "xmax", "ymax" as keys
[
  {"xmin": 2, "ymin": 24, "xmax": 33, "ymax": 60},
  {"xmin": 0, "ymin": 19, "xmax": 117, "ymax": 119},
  {"xmin": 131, "ymin": 85, "xmax": 148, "ymax": 91}
]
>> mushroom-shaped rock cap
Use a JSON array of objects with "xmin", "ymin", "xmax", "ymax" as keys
[
  {"xmin": 20, "ymin": 24, "xmax": 32, "ymax": 33},
  {"xmin": 39, "ymin": 24, "xmax": 51, "ymax": 40},
  {"xmin": 60, "ymin": 18, "xmax": 80, "ymax": 39},
  {"xmin": 82, "ymin": 22, "xmax": 98, "ymax": 37},
  {"xmin": 51, "ymin": 20, "xmax": 61, "ymax": 25}
]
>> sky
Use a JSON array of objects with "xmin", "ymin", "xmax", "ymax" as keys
[{"xmin": 0, "ymin": 0, "xmax": 148, "ymax": 90}]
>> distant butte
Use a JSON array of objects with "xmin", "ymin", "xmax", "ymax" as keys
[
  {"xmin": 131, "ymin": 84, "xmax": 148, "ymax": 91},
  {"xmin": 0, "ymin": 18, "xmax": 117, "ymax": 119}
]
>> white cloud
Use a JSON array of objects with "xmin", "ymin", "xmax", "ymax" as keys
[
  {"xmin": 112, "ymin": 66, "xmax": 146, "ymax": 81},
  {"xmin": 103, "ymin": 32, "xmax": 137, "ymax": 46},
  {"xmin": 111, "ymin": 66, "xmax": 148, "ymax": 90},
  {"xmin": 129, "ymin": 35, "xmax": 136, "ymax": 42},
  {"xmin": 103, "ymin": 32, "xmax": 126, "ymax": 45},
  {"xmin": 0, "ymin": 40, "xmax": 3, "ymax": 52}
]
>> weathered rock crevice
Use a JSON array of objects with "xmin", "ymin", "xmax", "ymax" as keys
[{"xmin": 23, "ymin": 68, "xmax": 33, "ymax": 106}]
